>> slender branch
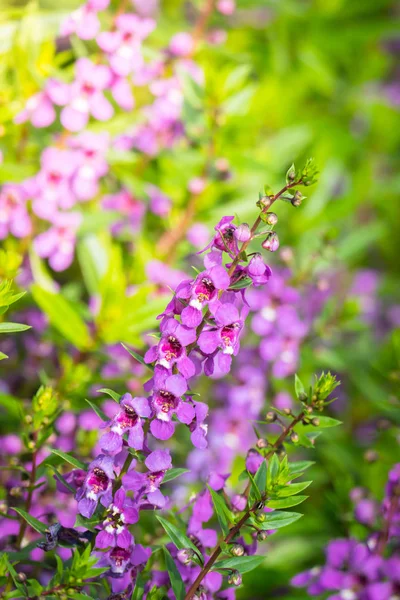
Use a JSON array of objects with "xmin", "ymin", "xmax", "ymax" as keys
[
  {"xmin": 15, "ymin": 434, "xmax": 38, "ymax": 550},
  {"xmin": 184, "ymin": 409, "xmax": 304, "ymax": 600}
]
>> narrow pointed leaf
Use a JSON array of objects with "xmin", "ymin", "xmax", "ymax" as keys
[
  {"xmin": 267, "ymin": 495, "xmax": 308, "ymax": 509},
  {"xmin": 85, "ymin": 399, "xmax": 108, "ymax": 421},
  {"xmin": 50, "ymin": 449, "xmax": 87, "ymax": 471},
  {"xmin": 12, "ymin": 508, "xmax": 47, "ymax": 534},
  {"xmin": 163, "ymin": 547, "xmax": 185, "ymax": 600},
  {"xmin": 207, "ymin": 486, "xmax": 233, "ymax": 537},
  {"xmin": 156, "ymin": 516, "xmax": 203, "ymax": 565},
  {"xmin": 212, "ymin": 555, "xmax": 265, "ymax": 574}
]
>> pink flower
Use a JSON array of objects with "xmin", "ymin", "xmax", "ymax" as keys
[
  {"xmin": 34, "ymin": 211, "xmax": 82, "ymax": 271},
  {"xmin": 69, "ymin": 132, "xmax": 110, "ymax": 200},
  {"xmin": 217, "ymin": 0, "xmax": 236, "ymax": 15},
  {"xmin": 14, "ymin": 80, "xmax": 69, "ymax": 128},
  {"xmin": 97, "ymin": 14, "xmax": 155, "ymax": 77},
  {"xmin": 188, "ymin": 177, "xmax": 206, "ymax": 195},
  {"xmin": 60, "ymin": 0, "xmax": 110, "ymax": 40},
  {"xmin": 169, "ymin": 32, "xmax": 194, "ymax": 57},
  {"xmin": 33, "ymin": 147, "xmax": 80, "ymax": 218},
  {"xmin": 60, "ymin": 58, "xmax": 114, "ymax": 132},
  {"xmin": 0, "ymin": 184, "xmax": 32, "ymax": 239}
]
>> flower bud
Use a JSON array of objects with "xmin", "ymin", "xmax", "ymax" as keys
[
  {"xmin": 259, "ymin": 195, "xmax": 271, "ymax": 209},
  {"xmin": 265, "ymin": 212, "xmax": 278, "ymax": 225},
  {"xmin": 290, "ymin": 432, "xmax": 299, "ymax": 443},
  {"xmin": 261, "ymin": 232, "xmax": 279, "ymax": 252},
  {"xmin": 256, "ymin": 438, "xmax": 268, "ymax": 449},
  {"xmin": 255, "ymin": 512, "xmax": 266, "ymax": 523},
  {"xmin": 228, "ymin": 570, "xmax": 242, "ymax": 586},
  {"xmin": 177, "ymin": 548, "xmax": 195, "ymax": 565},
  {"xmin": 291, "ymin": 191, "xmax": 303, "ymax": 207},
  {"xmin": 229, "ymin": 543, "xmax": 245, "ymax": 557},
  {"xmin": 234, "ymin": 223, "xmax": 251, "ymax": 242},
  {"xmin": 311, "ymin": 418, "xmax": 320, "ymax": 427},
  {"xmin": 283, "ymin": 408, "xmax": 292, "ymax": 415},
  {"xmin": 266, "ymin": 411, "xmax": 276, "ymax": 422},
  {"xmin": 364, "ymin": 449, "xmax": 378, "ymax": 463},
  {"xmin": 17, "ymin": 572, "xmax": 26, "ymax": 583},
  {"xmin": 257, "ymin": 530, "xmax": 269, "ymax": 542}
]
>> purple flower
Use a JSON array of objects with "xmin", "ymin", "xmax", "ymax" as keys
[
  {"xmin": 100, "ymin": 393, "xmax": 151, "ymax": 454},
  {"xmin": 200, "ymin": 216, "xmax": 239, "ymax": 256},
  {"xmin": 61, "ymin": 58, "xmax": 113, "ymax": 132},
  {"xmin": 234, "ymin": 223, "xmax": 251, "ymax": 242},
  {"xmin": 189, "ymin": 401, "xmax": 209, "ymax": 449},
  {"xmin": 198, "ymin": 302, "xmax": 246, "ymax": 360},
  {"xmin": 122, "ymin": 449, "xmax": 172, "ymax": 507},
  {"xmin": 76, "ymin": 455, "xmax": 115, "ymax": 518},
  {"xmin": 98, "ymin": 545, "xmax": 133, "ymax": 578},
  {"xmin": 246, "ymin": 449, "xmax": 264, "ymax": 474},
  {"xmin": 178, "ymin": 267, "xmax": 231, "ymax": 328},
  {"xmin": 144, "ymin": 317, "xmax": 196, "ymax": 379},
  {"xmin": 149, "ymin": 366, "xmax": 195, "ymax": 440},
  {"xmin": 96, "ymin": 489, "xmax": 139, "ymax": 549},
  {"xmin": 146, "ymin": 184, "xmax": 171, "ymax": 217},
  {"xmin": 245, "ymin": 253, "xmax": 272, "ymax": 286},
  {"xmin": 102, "ymin": 189, "xmax": 145, "ymax": 234}
]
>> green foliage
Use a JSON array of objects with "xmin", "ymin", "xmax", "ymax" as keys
[
  {"xmin": 156, "ymin": 516, "xmax": 204, "ymax": 565},
  {"xmin": 163, "ymin": 547, "xmax": 185, "ymax": 600}
]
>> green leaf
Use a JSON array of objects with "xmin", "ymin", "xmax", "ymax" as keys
[
  {"xmin": 97, "ymin": 388, "xmax": 121, "ymax": 402},
  {"xmin": 277, "ymin": 481, "xmax": 312, "ymax": 497},
  {"xmin": 312, "ymin": 416, "xmax": 342, "ymax": 428},
  {"xmin": 0, "ymin": 322, "xmax": 31, "ymax": 333},
  {"xmin": 267, "ymin": 454, "xmax": 280, "ymax": 489},
  {"xmin": 74, "ymin": 513, "xmax": 102, "ymax": 532},
  {"xmin": 31, "ymin": 285, "xmax": 92, "ymax": 351},
  {"xmin": 287, "ymin": 461, "xmax": 315, "ymax": 478},
  {"xmin": 294, "ymin": 374, "xmax": 306, "ymax": 399},
  {"xmin": 85, "ymin": 399, "xmax": 109, "ymax": 421},
  {"xmin": 163, "ymin": 547, "xmax": 185, "ymax": 600},
  {"xmin": 50, "ymin": 449, "xmax": 87, "ymax": 471},
  {"xmin": 212, "ymin": 555, "xmax": 265, "ymax": 574},
  {"xmin": 223, "ymin": 85, "xmax": 256, "ymax": 116},
  {"xmin": 207, "ymin": 486, "xmax": 233, "ymax": 537},
  {"xmin": 286, "ymin": 163, "xmax": 296, "ymax": 184},
  {"xmin": 131, "ymin": 572, "xmax": 145, "ymax": 600},
  {"xmin": 267, "ymin": 495, "xmax": 308, "ymax": 509},
  {"xmin": 0, "ymin": 351, "xmax": 8, "ymax": 360},
  {"xmin": 11, "ymin": 508, "xmax": 47, "ymax": 534},
  {"xmin": 48, "ymin": 465, "xmax": 75, "ymax": 494},
  {"xmin": 256, "ymin": 511, "xmax": 303, "ymax": 530},
  {"xmin": 77, "ymin": 235, "xmax": 108, "ymax": 296},
  {"xmin": 121, "ymin": 343, "xmax": 153, "ymax": 370},
  {"xmin": 162, "ymin": 468, "xmax": 190, "ymax": 484},
  {"xmin": 156, "ymin": 516, "xmax": 203, "ymax": 565},
  {"xmin": 3, "ymin": 556, "xmax": 26, "ymax": 596},
  {"xmin": 249, "ymin": 461, "xmax": 267, "ymax": 505}
]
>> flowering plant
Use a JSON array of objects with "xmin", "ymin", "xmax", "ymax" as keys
[{"xmin": 0, "ymin": 0, "xmax": 399, "ymax": 599}]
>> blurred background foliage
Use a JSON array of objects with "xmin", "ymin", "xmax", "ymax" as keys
[{"xmin": 0, "ymin": 0, "xmax": 400, "ymax": 597}]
